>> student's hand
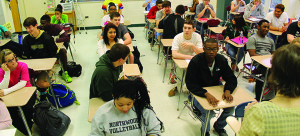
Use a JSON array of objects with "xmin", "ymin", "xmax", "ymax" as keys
[
  {"xmin": 4, "ymin": 31, "xmax": 9, "ymax": 37},
  {"xmin": 245, "ymin": 101, "xmax": 258, "ymax": 114},
  {"xmin": 205, "ymin": 5, "xmax": 209, "ymax": 9},
  {"xmin": 148, "ymin": 0, "xmax": 152, "ymax": 3},
  {"xmin": 238, "ymin": 1, "xmax": 242, "ymax": 5},
  {"xmin": 169, "ymin": 9, "xmax": 173, "ymax": 14},
  {"xmin": 1, "ymin": 64, "xmax": 9, "ymax": 71},
  {"xmin": 180, "ymin": 42, "xmax": 194, "ymax": 49},
  {"xmin": 222, "ymin": 90, "xmax": 233, "ymax": 103},
  {"xmin": 0, "ymin": 90, "xmax": 4, "ymax": 96},
  {"xmin": 279, "ymin": 27, "xmax": 284, "ymax": 32},
  {"xmin": 282, "ymin": 26, "xmax": 288, "ymax": 31},
  {"xmin": 205, "ymin": 93, "xmax": 219, "ymax": 107},
  {"xmin": 195, "ymin": 0, "xmax": 199, "ymax": 5},
  {"xmin": 56, "ymin": 15, "xmax": 61, "ymax": 21},
  {"xmin": 251, "ymin": 5, "xmax": 257, "ymax": 11},
  {"xmin": 162, "ymin": 9, "xmax": 166, "ymax": 17},
  {"xmin": 225, "ymin": 36, "xmax": 229, "ymax": 43}
]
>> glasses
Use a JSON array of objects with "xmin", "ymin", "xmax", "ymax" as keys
[
  {"xmin": 5, "ymin": 56, "xmax": 16, "ymax": 63},
  {"xmin": 204, "ymin": 47, "xmax": 218, "ymax": 52}
]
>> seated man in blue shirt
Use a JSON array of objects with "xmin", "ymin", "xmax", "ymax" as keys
[{"xmin": 186, "ymin": 38, "xmax": 237, "ymax": 136}]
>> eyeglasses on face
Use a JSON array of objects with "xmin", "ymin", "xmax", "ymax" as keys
[
  {"xmin": 5, "ymin": 56, "xmax": 16, "ymax": 63},
  {"xmin": 204, "ymin": 47, "xmax": 218, "ymax": 52}
]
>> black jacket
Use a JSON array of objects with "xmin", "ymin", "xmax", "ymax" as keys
[
  {"xmin": 185, "ymin": 53, "xmax": 237, "ymax": 97},
  {"xmin": 158, "ymin": 13, "xmax": 184, "ymax": 39}
]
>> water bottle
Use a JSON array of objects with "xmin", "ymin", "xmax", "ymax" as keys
[
  {"xmin": 296, "ymin": 31, "xmax": 300, "ymax": 38},
  {"xmin": 239, "ymin": 31, "xmax": 243, "ymax": 46}
]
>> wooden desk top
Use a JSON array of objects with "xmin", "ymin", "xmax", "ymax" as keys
[
  {"xmin": 269, "ymin": 30, "xmax": 282, "ymax": 36},
  {"xmin": 0, "ymin": 39, "xmax": 11, "ymax": 46},
  {"xmin": 227, "ymin": 39, "xmax": 245, "ymax": 48},
  {"xmin": 46, "ymin": 10, "xmax": 74, "ymax": 15},
  {"xmin": 230, "ymin": 11, "xmax": 240, "ymax": 15},
  {"xmin": 226, "ymin": 116, "xmax": 241, "ymax": 133},
  {"xmin": 161, "ymin": 39, "xmax": 173, "ymax": 47},
  {"xmin": 154, "ymin": 28, "xmax": 163, "ymax": 33},
  {"xmin": 147, "ymin": 19, "xmax": 156, "ymax": 24},
  {"xmin": 185, "ymin": 11, "xmax": 195, "ymax": 15},
  {"xmin": 245, "ymin": 18, "xmax": 261, "ymax": 23},
  {"xmin": 193, "ymin": 85, "xmax": 256, "ymax": 110},
  {"xmin": 19, "ymin": 58, "xmax": 57, "ymax": 71},
  {"xmin": 196, "ymin": 18, "xmax": 223, "ymax": 23},
  {"xmin": 123, "ymin": 64, "xmax": 141, "ymax": 76},
  {"xmin": 208, "ymin": 26, "xmax": 226, "ymax": 34},
  {"xmin": 127, "ymin": 44, "xmax": 134, "ymax": 52},
  {"xmin": 88, "ymin": 98, "xmax": 106, "ymax": 122},
  {"xmin": 251, "ymin": 55, "xmax": 272, "ymax": 68},
  {"xmin": 173, "ymin": 58, "xmax": 189, "ymax": 69},
  {"xmin": 0, "ymin": 87, "xmax": 36, "ymax": 107},
  {"xmin": 124, "ymin": 20, "xmax": 131, "ymax": 26}
]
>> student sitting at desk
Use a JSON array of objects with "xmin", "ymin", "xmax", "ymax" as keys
[
  {"xmin": 102, "ymin": 2, "xmax": 124, "ymax": 31},
  {"xmin": 142, "ymin": 0, "xmax": 156, "ymax": 11},
  {"xmin": 51, "ymin": 4, "xmax": 68, "ymax": 24},
  {"xmin": 239, "ymin": 44, "xmax": 300, "ymax": 135},
  {"xmin": 230, "ymin": 0, "xmax": 246, "ymax": 13},
  {"xmin": 102, "ymin": 0, "xmax": 123, "ymax": 15},
  {"xmin": 243, "ymin": 0, "xmax": 264, "ymax": 19},
  {"xmin": 90, "ymin": 43, "xmax": 130, "ymax": 101},
  {"xmin": 0, "ymin": 98, "xmax": 12, "ymax": 130},
  {"xmin": 187, "ymin": 0, "xmax": 199, "ymax": 12},
  {"xmin": 22, "ymin": 17, "xmax": 58, "ymax": 101},
  {"xmin": 98, "ymin": 23, "xmax": 124, "ymax": 57},
  {"xmin": 90, "ymin": 78, "xmax": 162, "ymax": 135},
  {"xmin": 158, "ymin": 5, "xmax": 185, "ymax": 39},
  {"xmin": 246, "ymin": 19, "xmax": 275, "ymax": 101},
  {"xmin": 99, "ymin": 12, "xmax": 134, "ymax": 64},
  {"xmin": 195, "ymin": 0, "xmax": 216, "ymax": 41},
  {"xmin": 0, "ymin": 49, "xmax": 35, "ymax": 135},
  {"xmin": 146, "ymin": 0, "xmax": 163, "ymax": 19},
  {"xmin": 155, "ymin": 1, "xmax": 174, "ymax": 28},
  {"xmin": 168, "ymin": 19, "xmax": 203, "ymax": 96},
  {"xmin": 185, "ymin": 39, "xmax": 237, "ymax": 136},
  {"xmin": 39, "ymin": 15, "xmax": 72, "ymax": 83},
  {"xmin": 224, "ymin": 14, "xmax": 249, "ymax": 72},
  {"xmin": 280, "ymin": 17, "xmax": 300, "ymax": 48}
]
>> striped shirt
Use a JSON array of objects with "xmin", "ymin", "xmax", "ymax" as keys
[{"xmin": 239, "ymin": 101, "xmax": 300, "ymax": 136}]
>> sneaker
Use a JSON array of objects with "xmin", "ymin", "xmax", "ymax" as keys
[
  {"xmin": 213, "ymin": 122, "xmax": 228, "ymax": 136},
  {"xmin": 62, "ymin": 71, "xmax": 73, "ymax": 83},
  {"xmin": 168, "ymin": 87, "xmax": 178, "ymax": 97},
  {"xmin": 192, "ymin": 108, "xmax": 202, "ymax": 117},
  {"xmin": 205, "ymin": 132, "xmax": 210, "ymax": 136}
]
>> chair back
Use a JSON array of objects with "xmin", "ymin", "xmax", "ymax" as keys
[
  {"xmin": 226, "ymin": 6, "xmax": 231, "ymax": 11},
  {"xmin": 235, "ymin": 101, "xmax": 254, "ymax": 118},
  {"xmin": 184, "ymin": 6, "xmax": 188, "ymax": 11},
  {"xmin": 207, "ymin": 19, "xmax": 220, "ymax": 27},
  {"xmin": 28, "ymin": 68, "xmax": 35, "ymax": 86}
]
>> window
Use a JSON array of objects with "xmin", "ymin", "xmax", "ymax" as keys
[{"xmin": 270, "ymin": 0, "xmax": 282, "ymax": 9}]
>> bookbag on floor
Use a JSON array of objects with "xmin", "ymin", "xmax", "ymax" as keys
[
  {"xmin": 47, "ymin": 83, "xmax": 80, "ymax": 108},
  {"xmin": 59, "ymin": 61, "xmax": 82, "ymax": 77},
  {"xmin": 33, "ymin": 101, "xmax": 71, "ymax": 136}
]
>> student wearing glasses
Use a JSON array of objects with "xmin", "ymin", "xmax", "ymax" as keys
[
  {"xmin": 185, "ymin": 39, "xmax": 237, "ymax": 136},
  {"xmin": 0, "ymin": 49, "xmax": 35, "ymax": 135}
]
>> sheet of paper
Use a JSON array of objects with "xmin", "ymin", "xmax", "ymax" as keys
[
  {"xmin": 218, "ymin": 101, "xmax": 226, "ymax": 106},
  {"xmin": 248, "ymin": 18, "xmax": 261, "ymax": 22},
  {"xmin": 185, "ymin": 59, "xmax": 191, "ymax": 64},
  {"xmin": 238, "ymin": 6, "xmax": 245, "ymax": 12},
  {"xmin": 0, "ymin": 128, "xmax": 16, "ymax": 136},
  {"xmin": 144, "ymin": 11, "xmax": 149, "ymax": 14}
]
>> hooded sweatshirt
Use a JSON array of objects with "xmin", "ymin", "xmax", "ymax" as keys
[{"xmin": 89, "ymin": 54, "xmax": 123, "ymax": 101}]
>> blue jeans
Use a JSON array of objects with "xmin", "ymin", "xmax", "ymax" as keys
[
  {"xmin": 195, "ymin": 20, "xmax": 206, "ymax": 43},
  {"xmin": 188, "ymin": 93, "xmax": 234, "ymax": 132},
  {"xmin": 267, "ymin": 32, "xmax": 282, "ymax": 49},
  {"xmin": 227, "ymin": 43, "xmax": 244, "ymax": 64}
]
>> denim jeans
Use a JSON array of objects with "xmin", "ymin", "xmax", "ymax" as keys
[
  {"xmin": 188, "ymin": 94, "xmax": 234, "ymax": 132},
  {"xmin": 267, "ymin": 32, "xmax": 282, "ymax": 49},
  {"xmin": 227, "ymin": 43, "xmax": 244, "ymax": 64},
  {"xmin": 195, "ymin": 20, "xmax": 206, "ymax": 43}
]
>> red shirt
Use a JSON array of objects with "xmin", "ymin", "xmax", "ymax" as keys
[{"xmin": 147, "ymin": 6, "xmax": 159, "ymax": 19}]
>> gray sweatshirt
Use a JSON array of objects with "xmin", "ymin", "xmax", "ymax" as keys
[
  {"xmin": 89, "ymin": 100, "xmax": 161, "ymax": 136},
  {"xmin": 243, "ymin": 2, "xmax": 265, "ymax": 19}
]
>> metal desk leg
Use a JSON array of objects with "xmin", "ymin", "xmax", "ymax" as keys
[
  {"xmin": 46, "ymin": 71, "xmax": 59, "ymax": 109},
  {"xmin": 259, "ymin": 68, "xmax": 269, "ymax": 102},
  {"xmin": 275, "ymin": 35, "xmax": 279, "ymax": 46},
  {"xmin": 157, "ymin": 40, "xmax": 161, "ymax": 64},
  {"xmin": 162, "ymin": 46, "xmax": 170, "ymax": 83},
  {"xmin": 202, "ymin": 110, "xmax": 211, "ymax": 136},
  {"xmin": 234, "ymin": 48, "xmax": 241, "ymax": 72},
  {"xmin": 177, "ymin": 68, "xmax": 186, "ymax": 111},
  {"xmin": 18, "ymin": 107, "xmax": 32, "ymax": 136},
  {"xmin": 200, "ymin": 23, "xmax": 204, "ymax": 35}
]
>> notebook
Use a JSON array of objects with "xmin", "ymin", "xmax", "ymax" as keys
[{"xmin": 231, "ymin": 37, "xmax": 248, "ymax": 44}]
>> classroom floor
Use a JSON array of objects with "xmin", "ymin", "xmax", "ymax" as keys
[{"xmin": 15, "ymin": 27, "xmax": 255, "ymax": 136}]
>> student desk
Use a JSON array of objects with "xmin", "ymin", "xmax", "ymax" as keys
[
  {"xmin": 196, "ymin": 18, "xmax": 223, "ymax": 35},
  {"xmin": 19, "ymin": 58, "xmax": 60, "ymax": 109},
  {"xmin": 227, "ymin": 39, "xmax": 246, "ymax": 71},
  {"xmin": 123, "ymin": 64, "xmax": 141, "ymax": 76},
  {"xmin": 208, "ymin": 26, "xmax": 226, "ymax": 42},
  {"xmin": 250, "ymin": 55, "xmax": 272, "ymax": 101},
  {"xmin": 88, "ymin": 98, "xmax": 106, "ymax": 122},
  {"xmin": 154, "ymin": 28, "xmax": 163, "ymax": 60},
  {"xmin": 0, "ymin": 39, "xmax": 11, "ymax": 46},
  {"xmin": 268, "ymin": 30, "xmax": 282, "ymax": 45},
  {"xmin": 245, "ymin": 18, "xmax": 261, "ymax": 28},
  {"xmin": 0, "ymin": 87, "xmax": 36, "ymax": 136},
  {"xmin": 161, "ymin": 39, "xmax": 173, "ymax": 83},
  {"xmin": 46, "ymin": 10, "xmax": 77, "ymax": 31},
  {"xmin": 184, "ymin": 11, "xmax": 195, "ymax": 19},
  {"xmin": 191, "ymin": 85, "xmax": 255, "ymax": 136},
  {"xmin": 173, "ymin": 59, "xmax": 189, "ymax": 110},
  {"xmin": 230, "ymin": 11, "xmax": 240, "ymax": 15}
]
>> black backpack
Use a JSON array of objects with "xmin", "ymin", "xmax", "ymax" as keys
[
  {"xmin": 126, "ymin": 27, "xmax": 134, "ymax": 39},
  {"xmin": 33, "ymin": 101, "xmax": 71, "ymax": 136},
  {"xmin": 59, "ymin": 61, "xmax": 82, "ymax": 77}
]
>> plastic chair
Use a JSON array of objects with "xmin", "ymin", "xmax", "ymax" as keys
[
  {"xmin": 234, "ymin": 101, "xmax": 254, "ymax": 121},
  {"xmin": 225, "ymin": 6, "xmax": 231, "ymax": 26},
  {"xmin": 207, "ymin": 19, "xmax": 224, "ymax": 41}
]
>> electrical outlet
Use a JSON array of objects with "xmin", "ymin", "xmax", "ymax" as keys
[{"xmin": 85, "ymin": 16, "xmax": 89, "ymax": 19}]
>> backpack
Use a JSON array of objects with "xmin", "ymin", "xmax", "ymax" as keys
[
  {"xmin": 47, "ymin": 83, "xmax": 80, "ymax": 108},
  {"xmin": 126, "ymin": 27, "xmax": 134, "ymax": 39},
  {"xmin": 33, "ymin": 101, "xmax": 71, "ymax": 136},
  {"xmin": 132, "ymin": 46, "xmax": 143, "ymax": 73},
  {"xmin": 59, "ymin": 61, "xmax": 82, "ymax": 77}
]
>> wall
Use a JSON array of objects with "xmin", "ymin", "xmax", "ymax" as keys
[{"xmin": 0, "ymin": 0, "xmax": 15, "ymax": 31}]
